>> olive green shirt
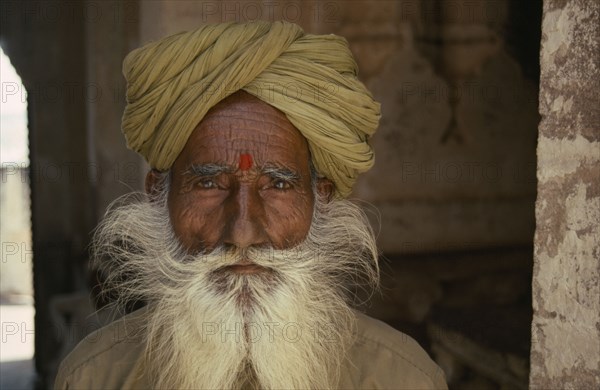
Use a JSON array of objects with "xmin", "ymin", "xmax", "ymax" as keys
[{"xmin": 55, "ymin": 308, "xmax": 447, "ymax": 389}]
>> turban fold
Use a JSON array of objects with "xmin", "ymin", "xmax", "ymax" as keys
[{"xmin": 122, "ymin": 21, "xmax": 380, "ymax": 197}]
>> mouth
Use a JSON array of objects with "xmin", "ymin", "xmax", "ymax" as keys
[
  {"xmin": 216, "ymin": 259, "xmax": 273, "ymax": 275},
  {"xmin": 222, "ymin": 263, "xmax": 270, "ymax": 275},
  {"xmin": 209, "ymin": 258, "xmax": 280, "ymax": 296}
]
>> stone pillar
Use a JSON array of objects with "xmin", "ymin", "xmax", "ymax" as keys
[{"xmin": 530, "ymin": 0, "xmax": 600, "ymax": 388}]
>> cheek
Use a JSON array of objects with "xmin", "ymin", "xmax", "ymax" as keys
[
  {"xmin": 264, "ymin": 194, "xmax": 314, "ymax": 245},
  {"xmin": 168, "ymin": 193, "xmax": 225, "ymax": 251}
]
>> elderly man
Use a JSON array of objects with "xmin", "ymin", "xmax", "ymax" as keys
[{"xmin": 55, "ymin": 21, "xmax": 447, "ymax": 389}]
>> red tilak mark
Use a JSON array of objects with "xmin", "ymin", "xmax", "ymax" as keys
[{"xmin": 239, "ymin": 153, "xmax": 253, "ymax": 171}]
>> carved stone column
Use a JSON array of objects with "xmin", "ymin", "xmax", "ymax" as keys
[{"xmin": 530, "ymin": 0, "xmax": 600, "ymax": 388}]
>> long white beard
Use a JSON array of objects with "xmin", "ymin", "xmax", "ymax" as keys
[{"xmin": 92, "ymin": 190, "xmax": 379, "ymax": 389}]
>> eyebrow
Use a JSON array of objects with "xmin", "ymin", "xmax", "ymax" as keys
[
  {"xmin": 185, "ymin": 163, "xmax": 233, "ymax": 177},
  {"xmin": 261, "ymin": 165, "xmax": 301, "ymax": 182},
  {"xmin": 184, "ymin": 162, "xmax": 301, "ymax": 182}
]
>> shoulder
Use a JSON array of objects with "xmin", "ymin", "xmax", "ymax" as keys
[
  {"xmin": 54, "ymin": 307, "xmax": 148, "ymax": 389},
  {"xmin": 342, "ymin": 311, "xmax": 448, "ymax": 390}
]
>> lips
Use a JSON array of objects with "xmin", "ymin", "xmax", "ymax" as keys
[
  {"xmin": 209, "ymin": 259, "xmax": 279, "ymax": 293},
  {"xmin": 223, "ymin": 263, "xmax": 269, "ymax": 275},
  {"xmin": 216, "ymin": 258, "xmax": 272, "ymax": 275}
]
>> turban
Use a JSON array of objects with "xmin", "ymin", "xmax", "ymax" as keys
[{"xmin": 122, "ymin": 21, "xmax": 380, "ymax": 197}]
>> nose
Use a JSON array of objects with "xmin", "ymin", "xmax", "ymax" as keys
[{"xmin": 222, "ymin": 184, "xmax": 268, "ymax": 249}]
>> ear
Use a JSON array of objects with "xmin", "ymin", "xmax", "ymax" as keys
[
  {"xmin": 145, "ymin": 169, "xmax": 164, "ymax": 198},
  {"xmin": 316, "ymin": 178, "xmax": 335, "ymax": 203}
]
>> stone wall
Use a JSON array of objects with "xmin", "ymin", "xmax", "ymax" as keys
[
  {"xmin": 353, "ymin": 0, "xmax": 539, "ymax": 254},
  {"xmin": 530, "ymin": 0, "xmax": 600, "ymax": 388}
]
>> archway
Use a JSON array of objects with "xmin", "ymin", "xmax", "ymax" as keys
[{"xmin": 0, "ymin": 46, "xmax": 35, "ymax": 390}]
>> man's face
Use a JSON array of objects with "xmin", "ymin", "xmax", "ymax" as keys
[
  {"xmin": 164, "ymin": 92, "xmax": 315, "ymax": 255},
  {"xmin": 101, "ymin": 93, "xmax": 377, "ymax": 388}
]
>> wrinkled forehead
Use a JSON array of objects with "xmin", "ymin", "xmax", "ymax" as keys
[{"xmin": 174, "ymin": 91, "xmax": 311, "ymax": 171}]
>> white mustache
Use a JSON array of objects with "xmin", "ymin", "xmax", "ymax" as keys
[{"xmin": 185, "ymin": 245, "xmax": 317, "ymax": 273}]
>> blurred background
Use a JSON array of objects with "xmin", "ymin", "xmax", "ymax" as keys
[{"xmin": 1, "ymin": 1, "xmax": 598, "ymax": 389}]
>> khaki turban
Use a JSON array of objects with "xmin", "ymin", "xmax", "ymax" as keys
[{"xmin": 122, "ymin": 21, "xmax": 380, "ymax": 197}]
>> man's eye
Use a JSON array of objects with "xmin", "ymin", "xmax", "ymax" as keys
[
  {"xmin": 273, "ymin": 180, "xmax": 291, "ymax": 190},
  {"xmin": 198, "ymin": 179, "xmax": 217, "ymax": 189}
]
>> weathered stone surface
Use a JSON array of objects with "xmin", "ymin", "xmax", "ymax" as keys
[{"xmin": 530, "ymin": 0, "xmax": 600, "ymax": 388}]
